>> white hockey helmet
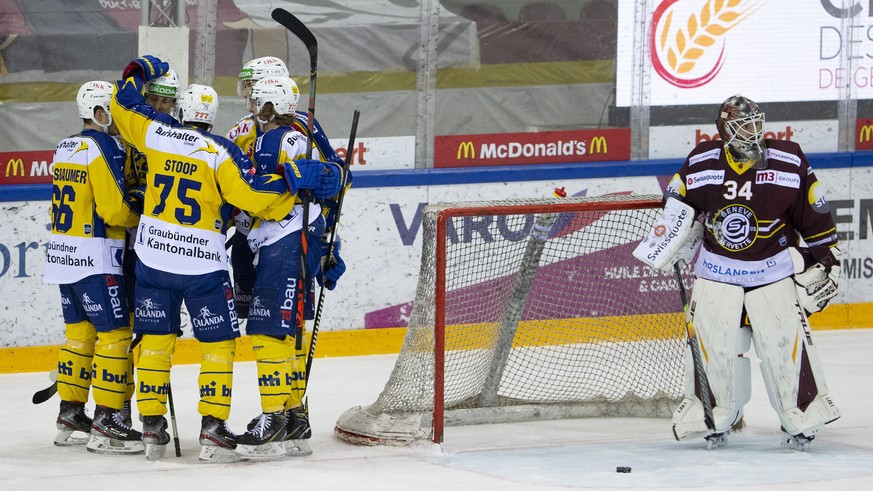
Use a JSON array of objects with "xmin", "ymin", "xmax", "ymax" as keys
[
  {"xmin": 145, "ymin": 68, "xmax": 181, "ymax": 99},
  {"xmin": 250, "ymin": 76, "xmax": 300, "ymax": 117},
  {"xmin": 237, "ymin": 56, "xmax": 289, "ymax": 97},
  {"xmin": 176, "ymin": 84, "xmax": 219, "ymax": 129},
  {"xmin": 76, "ymin": 80, "xmax": 114, "ymax": 123}
]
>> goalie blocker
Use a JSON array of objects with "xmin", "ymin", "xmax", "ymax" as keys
[{"xmin": 633, "ymin": 197, "xmax": 703, "ymax": 271}]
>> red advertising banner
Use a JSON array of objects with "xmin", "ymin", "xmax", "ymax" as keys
[
  {"xmin": 0, "ymin": 150, "xmax": 55, "ymax": 185},
  {"xmin": 857, "ymin": 118, "xmax": 873, "ymax": 151},
  {"xmin": 434, "ymin": 129, "xmax": 631, "ymax": 168}
]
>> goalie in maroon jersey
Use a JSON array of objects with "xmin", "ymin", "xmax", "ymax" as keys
[{"xmin": 634, "ymin": 94, "xmax": 841, "ymax": 451}]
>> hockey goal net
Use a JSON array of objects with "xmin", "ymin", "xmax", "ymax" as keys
[{"xmin": 335, "ymin": 194, "xmax": 688, "ymax": 445}]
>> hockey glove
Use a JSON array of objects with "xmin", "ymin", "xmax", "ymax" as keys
[
  {"xmin": 279, "ymin": 159, "xmax": 342, "ymax": 199},
  {"xmin": 794, "ymin": 247, "xmax": 841, "ymax": 313},
  {"xmin": 123, "ymin": 55, "xmax": 169, "ymax": 82},
  {"xmin": 318, "ymin": 237, "xmax": 346, "ymax": 291},
  {"xmin": 126, "ymin": 185, "xmax": 145, "ymax": 215}
]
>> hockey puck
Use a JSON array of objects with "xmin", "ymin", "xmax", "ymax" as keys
[{"xmin": 616, "ymin": 466, "xmax": 632, "ymax": 473}]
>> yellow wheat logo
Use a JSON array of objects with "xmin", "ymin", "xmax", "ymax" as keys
[{"xmin": 652, "ymin": 0, "xmax": 762, "ymax": 88}]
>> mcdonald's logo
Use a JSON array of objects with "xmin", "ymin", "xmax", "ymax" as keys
[
  {"xmin": 5, "ymin": 158, "xmax": 24, "ymax": 177},
  {"xmin": 589, "ymin": 136, "xmax": 608, "ymax": 154},
  {"xmin": 457, "ymin": 141, "xmax": 476, "ymax": 159},
  {"xmin": 859, "ymin": 125, "xmax": 873, "ymax": 143}
]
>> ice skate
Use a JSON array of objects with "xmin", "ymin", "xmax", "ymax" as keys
[
  {"xmin": 120, "ymin": 400, "xmax": 132, "ymax": 427},
  {"xmin": 141, "ymin": 415, "xmax": 170, "ymax": 461},
  {"xmin": 235, "ymin": 411, "xmax": 287, "ymax": 460},
  {"xmin": 286, "ymin": 406, "xmax": 311, "ymax": 440},
  {"xmin": 55, "ymin": 401, "xmax": 92, "ymax": 446},
  {"xmin": 199, "ymin": 415, "xmax": 240, "ymax": 463},
  {"xmin": 87, "ymin": 405, "xmax": 145, "ymax": 455},
  {"xmin": 284, "ymin": 406, "xmax": 313, "ymax": 457},
  {"xmin": 704, "ymin": 431, "xmax": 729, "ymax": 449},
  {"xmin": 781, "ymin": 431, "xmax": 814, "ymax": 451}
]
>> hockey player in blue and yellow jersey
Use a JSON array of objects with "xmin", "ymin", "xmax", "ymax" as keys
[
  {"xmin": 45, "ymin": 81, "xmax": 145, "ymax": 455},
  {"xmin": 110, "ymin": 55, "xmax": 337, "ymax": 462},
  {"xmin": 226, "ymin": 56, "xmax": 345, "ymax": 322},
  {"xmin": 231, "ymin": 76, "xmax": 346, "ymax": 458}
]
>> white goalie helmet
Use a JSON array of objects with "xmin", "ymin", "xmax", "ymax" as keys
[
  {"xmin": 76, "ymin": 80, "xmax": 114, "ymax": 123},
  {"xmin": 176, "ymin": 84, "xmax": 219, "ymax": 128},
  {"xmin": 716, "ymin": 94, "xmax": 766, "ymax": 164},
  {"xmin": 146, "ymin": 68, "xmax": 181, "ymax": 99},
  {"xmin": 250, "ymin": 76, "xmax": 300, "ymax": 116},
  {"xmin": 237, "ymin": 56, "xmax": 289, "ymax": 97}
]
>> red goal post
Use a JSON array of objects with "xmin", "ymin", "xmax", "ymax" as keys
[{"xmin": 336, "ymin": 194, "xmax": 689, "ymax": 445}]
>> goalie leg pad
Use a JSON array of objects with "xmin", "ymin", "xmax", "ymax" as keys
[
  {"xmin": 197, "ymin": 339, "xmax": 236, "ymax": 421},
  {"xmin": 672, "ymin": 278, "xmax": 748, "ymax": 437},
  {"xmin": 744, "ymin": 278, "xmax": 841, "ymax": 437},
  {"xmin": 251, "ymin": 334, "xmax": 294, "ymax": 413},
  {"xmin": 91, "ymin": 326, "xmax": 134, "ymax": 410},
  {"xmin": 137, "ymin": 334, "xmax": 176, "ymax": 417},
  {"xmin": 57, "ymin": 321, "xmax": 97, "ymax": 403}
]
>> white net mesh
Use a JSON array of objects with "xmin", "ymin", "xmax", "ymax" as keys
[{"xmin": 336, "ymin": 194, "xmax": 688, "ymax": 445}]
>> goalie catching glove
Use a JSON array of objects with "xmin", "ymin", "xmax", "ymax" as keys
[
  {"xmin": 279, "ymin": 159, "xmax": 343, "ymax": 199},
  {"xmin": 793, "ymin": 247, "xmax": 841, "ymax": 313},
  {"xmin": 633, "ymin": 197, "xmax": 703, "ymax": 271}
]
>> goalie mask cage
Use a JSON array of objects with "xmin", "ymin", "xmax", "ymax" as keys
[{"xmin": 336, "ymin": 194, "xmax": 688, "ymax": 445}]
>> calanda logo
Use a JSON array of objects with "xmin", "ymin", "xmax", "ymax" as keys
[{"xmin": 650, "ymin": 0, "xmax": 761, "ymax": 88}]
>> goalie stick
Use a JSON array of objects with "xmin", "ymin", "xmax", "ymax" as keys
[
  {"xmin": 674, "ymin": 263, "xmax": 715, "ymax": 432},
  {"xmin": 306, "ymin": 109, "xmax": 360, "ymax": 388},
  {"xmin": 271, "ymin": 7, "xmax": 317, "ymax": 353}
]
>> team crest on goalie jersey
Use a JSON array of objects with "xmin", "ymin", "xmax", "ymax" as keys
[{"xmin": 713, "ymin": 204, "xmax": 758, "ymax": 252}]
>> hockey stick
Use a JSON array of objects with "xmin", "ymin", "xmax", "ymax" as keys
[
  {"xmin": 271, "ymin": 7, "xmax": 317, "ymax": 352},
  {"xmin": 167, "ymin": 383, "xmax": 182, "ymax": 457},
  {"xmin": 32, "ymin": 370, "xmax": 58, "ymax": 404},
  {"xmin": 33, "ymin": 334, "xmax": 144, "ymax": 405},
  {"xmin": 306, "ymin": 109, "xmax": 360, "ymax": 387},
  {"xmin": 674, "ymin": 263, "xmax": 715, "ymax": 432}
]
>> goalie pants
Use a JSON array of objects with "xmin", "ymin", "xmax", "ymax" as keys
[{"xmin": 672, "ymin": 277, "xmax": 840, "ymax": 439}]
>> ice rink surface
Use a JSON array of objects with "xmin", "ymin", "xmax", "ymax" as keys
[{"xmin": 2, "ymin": 328, "xmax": 871, "ymax": 490}]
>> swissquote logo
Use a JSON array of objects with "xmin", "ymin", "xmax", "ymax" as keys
[{"xmin": 650, "ymin": 0, "xmax": 762, "ymax": 88}]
